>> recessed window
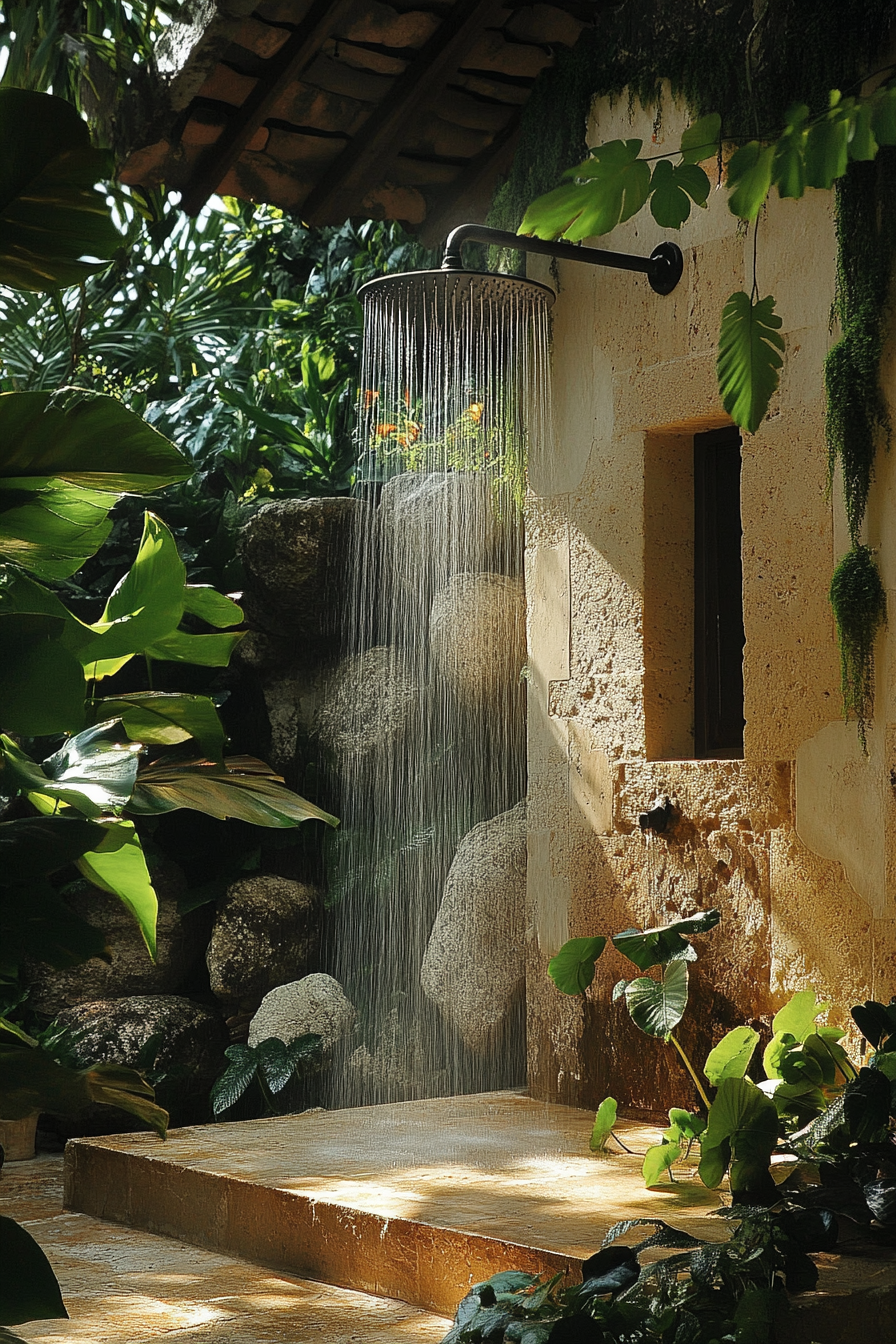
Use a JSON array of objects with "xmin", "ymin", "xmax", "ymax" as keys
[{"xmin": 693, "ymin": 426, "xmax": 745, "ymax": 758}]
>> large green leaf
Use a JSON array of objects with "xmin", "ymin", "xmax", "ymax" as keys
[
  {"xmin": 0, "ymin": 615, "xmax": 86, "ymax": 734},
  {"xmin": 0, "ymin": 89, "xmax": 118, "ymax": 292},
  {"xmin": 804, "ymin": 95, "xmax": 852, "ymax": 189},
  {"xmin": 698, "ymin": 1077, "xmax": 778, "ymax": 1197},
  {"xmin": 76, "ymin": 512, "xmax": 186, "ymax": 676},
  {"xmin": 129, "ymin": 755, "xmax": 339, "ymax": 828},
  {"xmin": 182, "ymin": 585, "xmax": 243, "ymax": 628},
  {"xmin": 0, "ymin": 390, "xmax": 190, "ymax": 492},
  {"xmin": 0, "ymin": 480, "xmax": 112, "ymax": 581},
  {"xmin": 649, "ymin": 161, "xmax": 710, "ymax": 228},
  {"xmin": 642, "ymin": 1136, "xmax": 681, "ymax": 1187},
  {"xmin": 771, "ymin": 103, "xmax": 809, "ymax": 199},
  {"xmin": 0, "ymin": 1045, "xmax": 167, "ymax": 1137},
  {"xmin": 680, "ymin": 113, "xmax": 722, "ymax": 165},
  {"xmin": 0, "ymin": 724, "xmax": 140, "ymax": 817},
  {"xmin": 772, "ymin": 989, "xmax": 830, "ymax": 1040},
  {"xmin": 26, "ymin": 796, "xmax": 158, "ymax": 959},
  {"xmin": 547, "ymin": 936, "xmax": 607, "ymax": 995},
  {"xmin": 624, "ymin": 961, "xmax": 689, "ymax": 1039},
  {"xmin": 93, "ymin": 692, "xmax": 226, "ymax": 761},
  {"xmin": 519, "ymin": 140, "xmax": 651, "ymax": 242},
  {"xmin": 612, "ymin": 909, "xmax": 720, "ymax": 972},
  {"xmin": 0, "ymin": 1215, "xmax": 67, "ymax": 1326},
  {"xmin": 717, "ymin": 291, "xmax": 785, "ymax": 434},
  {"xmin": 590, "ymin": 1096, "xmax": 617, "ymax": 1152},
  {"xmin": 144, "ymin": 628, "xmax": 244, "ymax": 668},
  {"xmin": 704, "ymin": 1025, "xmax": 760, "ymax": 1085},
  {"xmin": 726, "ymin": 141, "xmax": 775, "ymax": 221}
]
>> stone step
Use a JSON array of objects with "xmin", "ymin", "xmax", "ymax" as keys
[{"xmin": 64, "ymin": 1089, "xmax": 896, "ymax": 1342}]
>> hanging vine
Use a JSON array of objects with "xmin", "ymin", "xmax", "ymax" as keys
[{"xmin": 491, "ymin": 0, "xmax": 896, "ymax": 743}]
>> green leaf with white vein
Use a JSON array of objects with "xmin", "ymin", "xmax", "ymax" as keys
[
  {"xmin": 624, "ymin": 961, "xmax": 689, "ymax": 1039},
  {"xmin": 717, "ymin": 291, "xmax": 785, "ymax": 434}
]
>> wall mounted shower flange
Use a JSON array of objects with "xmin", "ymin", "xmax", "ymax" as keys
[
  {"xmin": 441, "ymin": 223, "xmax": 684, "ymax": 296},
  {"xmin": 639, "ymin": 795, "xmax": 676, "ymax": 834}
]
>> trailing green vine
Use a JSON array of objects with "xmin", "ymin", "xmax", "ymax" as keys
[{"xmin": 495, "ymin": 0, "xmax": 896, "ymax": 744}]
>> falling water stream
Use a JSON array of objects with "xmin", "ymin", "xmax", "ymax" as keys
[{"xmin": 321, "ymin": 269, "xmax": 553, "ymax": 1106}]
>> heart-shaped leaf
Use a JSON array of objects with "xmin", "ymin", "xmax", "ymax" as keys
[
  {"xmin": 717, "ymin": 290, "xmax": 785, "ymax": 434},
  {"xmin": 704, "ymin": 1025, "xmax": 760, "ymax": 1085},
  {"xmin": 548, "ymin": 936, "xmax": 607, "ymax": 995},
  {"xmin": 649, "ymin": 161, "xmax": 710, "ymax": 228},
  {"xmin": 772, "ymin": 989, "xmax": 830, "ymax": 1040},
  {"xmin": 624, "ymin": 960, "xmax": 689, "ymax": 1039}
]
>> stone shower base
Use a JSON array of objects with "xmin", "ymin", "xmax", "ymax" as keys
[{"xmin": 65, "ymin": 1089, "xmax": 896, "ymax": 1340}]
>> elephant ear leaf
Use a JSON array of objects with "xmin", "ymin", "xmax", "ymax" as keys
[
  {"xmin": 717, "ymin": 291, "xmax": 785, "ymax": 434},
  {"xmin": 0, "ymin": 89, "xmax": 119, "ymax": 292},
  {"xmin": 0, "ymin": 1214, "xmax": 68, "ymax": 1325}
]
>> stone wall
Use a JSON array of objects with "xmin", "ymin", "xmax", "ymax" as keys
[{"xmin": 524, "ymin": 89, "xmax": 896, "ymax": 1115}]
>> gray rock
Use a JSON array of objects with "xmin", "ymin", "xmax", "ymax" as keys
[
  {"xmin": 239, "ymin": 497, "xmax": 370, "ymax": 654},
  {"xmin": 429, "ymin": 572, "xmax": 526, "ymax": 704},
  {"xmin": 421, "ymin": 802, "xmax": 527, "ymax": 1050},
  {"xmin": 314, "ymin": 645, "xmax": 419, "ymax": 759},
  {"xmin": 25, "ymin": 860, "xmax": 206, "ymax": 1016},
  {"xmin": 54, "ymin": 994, "xmax": 228, "ymax": 1127},
  {"xmin": 207, "ymin": 875, "xmax": 320, "ymax": 1010},
  {"xmin": 248, "ymin": 973, "xmax": 356, "ymax": 1050}
]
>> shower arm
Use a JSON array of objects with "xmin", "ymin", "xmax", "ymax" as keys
[{"xmin": 442, "ymin": 224, "xmax": 683, "ymax": 296}]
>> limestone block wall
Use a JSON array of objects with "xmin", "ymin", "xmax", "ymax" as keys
[{"xmin": 525, "ymin": 91, "xmax": 896, "ymax": 1114}]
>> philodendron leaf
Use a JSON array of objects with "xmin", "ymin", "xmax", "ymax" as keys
[
  {"xmin": 624, "ymin": 960, "xmax": 689, "ymax": 1039},
  {"xmin": 772, "ymin": 989, "xmax": 830, "ymax": 1040},
  {"xmin": 547, "ymin": 936, "xmax": 607, "ymax": 995},
  {"xmin": 698, "ymin": 1077, "xmax": 778, "ymax": 1198},
  {"xmin": 129, "ymin": 755, "xmax": 338, "ymax": 829},
  {"xmin": 0, "ymin": 89, "xmax": 118, "ymax": 293},
  {"xmin": 0, "ymin": 1215, "xmax": 67, "ymax": 1326},
  {"xmin": 726, "ymin": 141, "xmax": 775, "ymax": 221},
  {"xmin": 612, "ymin": 909, "xmax": 720, "ymax": 971},
  {"xmin": 649, "ymin": 161, "xmax": 710, "ymax": 228},
  {"xmin": 519, "ymin": 140, "xmax": 651, "ymax": 241},
  {"xmin": 704, "ymin": 1025, "xmax": 760, "ymax": 1085},
  {"xmin": 804, "ymin": 95, "xmax": 852, "ymax": 188},
  {"xmin": 680, "ymin": 113, "xmax": 722, "ymax": 165},
  {"xmin": 642, "ymin": 1137, "xmax": 681, "ymax": 1187},
  {"xmin": 590, "ymin": 1096, "xmax": 618, "ymax": 1151},
  {"xmin": 717, "ymin": 290, "xmax": 785, "ymax": 434}
]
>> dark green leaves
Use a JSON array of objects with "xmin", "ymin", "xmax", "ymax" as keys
[
  {"xmin": 210, "ymin": 1034, "xmax": 323, "ymax": 1115},
  {"xmin": 698, "ymin": 1078, "xmax": 778, "ymax": 1198},
  {"xmin": 0, "ymin": 1044, "xmax": 167, "ymax": 1136},
  {"xmin": 612, "ymin": 910, "xmax": 720, "ymax": 971},
  {"xmin": 547, "ymin": 936, "xmax": 606, "ymax": 995},
  {"xmin": 680, "ymin": 113, "xmax": 721, "ymax": 165},
  {"xmin": 94, "ymin": 692, "xmax": 226, "ymax": 762},
  {"xmin": 726, "ymin": 142, "xmax": 775, "ymax": 221},
  {"xmin": 852, "ymin": 998, "xmax": 896, "ymax": 1052},
  {"xmin": 648, "ymin": 161, "xmax": 710, "ymax": 228},
  {"xmin": 129, "ymin": 755, "xmax": 339, "ymax": 829},
  {"xmin": 717, "ymin": 291, "xmax": 785, "ymax": 434},
  {"xmin": 0, "ymin": 1215, "xmax": 67, "ymax": 1326},
  {"xmin": 624, "ymin": 961, "xmax": 689, "ymax": 1039},
  {"xmin": 0, "ymin": 89, "xmax": 118, "ymax": 292}
]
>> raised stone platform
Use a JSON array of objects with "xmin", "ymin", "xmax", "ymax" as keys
[{"xmin": 65, "ymin": 1090, "xmax": 896, "ymax": 1341}]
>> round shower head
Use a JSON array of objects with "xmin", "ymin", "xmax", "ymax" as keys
[{"xmin": 358, "ymin": 268, "xmax": 556, "ymax": 318}]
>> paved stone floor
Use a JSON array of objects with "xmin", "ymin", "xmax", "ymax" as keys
[{"xmin": 3, "ymin": 1153, "xmax": 451, "ymax": 1343}]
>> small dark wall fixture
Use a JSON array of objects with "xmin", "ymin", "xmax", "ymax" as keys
[{"xmin": 638, "ymin": 796, "xmax": 675, "ymax": 834}]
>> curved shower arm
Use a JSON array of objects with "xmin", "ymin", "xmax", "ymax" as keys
[{"xmin": 442, "ymin": 223, "xmax": 683, "ymax": 296}]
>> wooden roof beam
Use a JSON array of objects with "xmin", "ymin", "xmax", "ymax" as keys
[
  {"xmin": 302, "ymin": 0, "xmax": 511, "ymax": 225},
  {"xmin": 179, "ymin": 0, "xmax": 357, "ymax": 216}
]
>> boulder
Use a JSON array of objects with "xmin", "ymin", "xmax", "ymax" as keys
[
  {"xmin": 206, "ymin": 875, "xmax": 320, "ymax": 1010},
  {"xmin": 238, "ymin": 496, "xmax": 371, "ymax": 655},
  {"xmin": 429, "ymin": 572, "xmax": 526, "ymax": 704},
  {"xmin": 25, "ymin": 860, "xmax": 206, "ymax": 1016},
  {"xmin": 53, "ymin": 995, "xmax": 228, "ymax": 1127},
  {"xmin": 248, "ymin": 973, "xmax": 356, "ymax": 1051},
  {"xmin": 314, "ymin": 645, "xmax": 419, "ymax": 759},
  {"xmin": 421, "ymin": 802, "xmax": 526, "ymax": 1050}
]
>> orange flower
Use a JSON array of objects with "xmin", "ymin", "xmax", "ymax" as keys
[
  {"xmin": 375, "ymin": 423, "xmax": 397, "ymax": 438},
  {"xmin": 403, "ymin": 421, "xmax": 421, "ymax": 443},
  {"xmin": 467, "ymin": 402, "xmax": 484, "ymax": 423},
  {"xmin": 403, "ymin": 388, "xmax": 412, "ymax": 408},
  {"xmin": 362, "ymin": 389, "xmax": 379, "ymax": 408}
]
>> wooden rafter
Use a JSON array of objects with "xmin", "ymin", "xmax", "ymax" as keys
[
  {"xmin": 179, "ymin": 0, "xmax": 357, "ymax": 216},
  {"xmin": 302, "ymin": 0, "xmax": 511, "ymax": 225}
]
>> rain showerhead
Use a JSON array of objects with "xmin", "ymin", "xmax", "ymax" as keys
[{"xmin": 358, "ymin": 222, "xmax": 683, "ymax": 315}]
